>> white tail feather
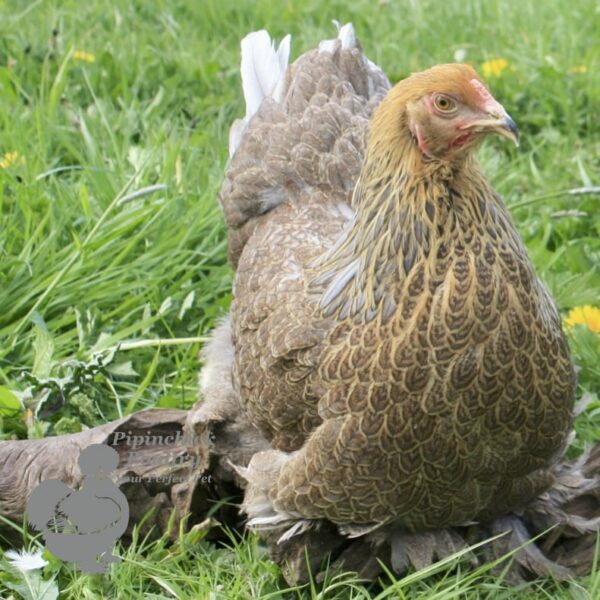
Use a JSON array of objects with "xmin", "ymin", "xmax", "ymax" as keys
[
  {"xmin": 319, "ymin": 21, "xmax": 357, "ymax": 53},
  {"xmin": 240, "ymin": 30, "xmax": 290, "ymax": 118},
  {"xmin": 337, "ymin": 22, "xmax": 356, "ymax": 49},
  {"xmin": 229, "ymin": 31, "xmax": 290, "ymax": 157}
]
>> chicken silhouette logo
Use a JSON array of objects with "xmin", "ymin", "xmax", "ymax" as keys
[{"xmin": 26, "ymin": 444, "xmax": 129, "ymax": 573}]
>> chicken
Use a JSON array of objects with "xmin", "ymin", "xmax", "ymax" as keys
[{"xmin": 216, "ymin": 25, "xmax": 576, "ymax": 544}]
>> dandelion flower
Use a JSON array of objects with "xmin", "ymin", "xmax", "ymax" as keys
[
  {"xmin": 72, "ymin": 50, "xmax": 96, "ymax": 63},
  {"xmin": 0, "ymin": 150, "xmax": 25, "ymax": 169},
  {"xmin": 570, "ymin": 65, "xmax": 588, "ymax": 74},
  {"xmin": 481, "ymin": 58, "xmax": 509, "ymax": 78},
  {"xmin": 564, "ymin": 305, "xmax": 600, "ymax": 333},
  {"xmin": 4, "ymin": 548, "xmax": 48, "ymax": 572}
]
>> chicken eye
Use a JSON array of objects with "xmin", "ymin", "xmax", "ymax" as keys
[{"xmin": 433, "ymin": 94, "xmax": 457, "ymax": 114}]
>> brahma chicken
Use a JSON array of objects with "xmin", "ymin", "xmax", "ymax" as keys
[{"xmin": 196, "ymin": 24, "xmax": 589, "ymax": 582}]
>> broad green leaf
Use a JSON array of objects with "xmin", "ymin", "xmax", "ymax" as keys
[
  {"xmin": 0, "ymin": 386, "xmax": 21, "ymax": 416},
  {"xmin": 31, "ymin": 315, "xmax": 54, "ymax": 379}
]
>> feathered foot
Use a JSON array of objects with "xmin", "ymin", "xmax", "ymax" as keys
[
  {"xmin": 234, "ymin": 449, "xmax": 315, "ymax": 542},
  {"xmin": 240, "ymin": 444, "xmax": 600, "ymax": 586}
]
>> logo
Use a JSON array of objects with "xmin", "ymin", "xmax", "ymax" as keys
[{"xmin": 26, "ymin": 444, "xmax": 129, "ymax": 573}]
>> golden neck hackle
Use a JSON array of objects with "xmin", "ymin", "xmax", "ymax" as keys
[{"xmin": 312, "ymin": 95, "xmax": 509, "ymax": 324}]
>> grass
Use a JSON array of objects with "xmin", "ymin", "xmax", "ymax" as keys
[{"xmin": 0, "ymin": 0, "xmax": 599, "ymax": 597}]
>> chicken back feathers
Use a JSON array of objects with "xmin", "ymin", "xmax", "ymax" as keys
[{"xmin": 218, "ymin": 25, "xmax": 576, "ymax": 534}]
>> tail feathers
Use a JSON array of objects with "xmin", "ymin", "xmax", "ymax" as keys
[
  {"xmin": 241, "ymin": 31, "xmax": 290, "ymax": 119},
  {"xmin": 318, "ymin": 21, "xmax": 356, "ymax": 53},
  {"xmin": 221, "ymin": 22, "xmax": 390, "ymax": 265},
  {"xmin": 239, "ymin": 22, "xmax": 357, "ymax": 123},
  {"xmin": 336, "ymin": 22, "xmax": 357, "ymax": 49},
  {"xmin": 229, "ymin": 31, "xmax": 290, "ymax": 157}
]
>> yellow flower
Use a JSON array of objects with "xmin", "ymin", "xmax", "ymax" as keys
[
  {"xmin": 72, "ymin": 50, "xmax": 96, "ymax": 63},
  {"xmin": 570, "ymin": 65, "xmax": 588, "ymax": 74},
  {"xmin": 564, "ymin": 305, "xmax": 600, "ymax": 333},
  {"xmin": 481, "ymin": 58, "xmax": 509, "ymax": 78},
  {"xmin": 0, "ymin": 150, "xmax": 25, "ymax": 169}
]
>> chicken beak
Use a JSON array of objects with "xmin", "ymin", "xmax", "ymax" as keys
[
  {"xmin": 495, "ymin": 114, "xmax": 520, "ymax": 146},
  {"xmin": 463, "ymin": 111, "xmax": 520, "ymax": 147},
  {"xmin": 503, "ymin": 114, "xmax": 519, "ymax": 146}
]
